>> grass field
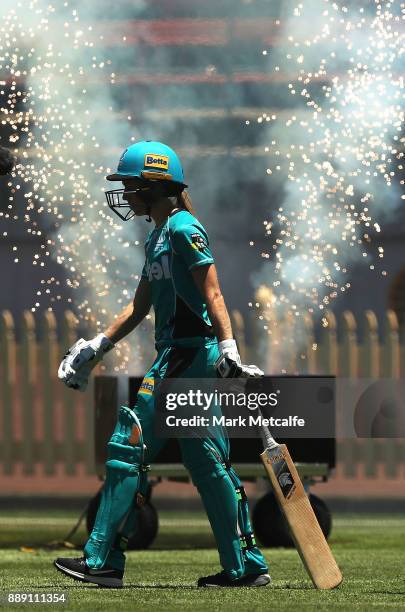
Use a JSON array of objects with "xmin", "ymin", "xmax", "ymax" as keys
[{"xmin": 0, "ymin": 509, "xmax": 404, "ymax": 611}]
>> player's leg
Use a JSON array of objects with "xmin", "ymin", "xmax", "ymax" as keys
[
  {"xmin": 54, "ymin": 351, "xmax": 169, "ymax": 586},
  {"xmin": 180, "ymin": 434, "xmax": 269, "ymax": 585},
  {"xmin": 85, "ymin": 345, "xmax": 198, "ymax": 573},
  {"xmin": 226, "ymin": 463, "xmax": 270, "ymax": 577},
  {"xmin": 82, "ymin": 406, "xmax": 150, "ymax": 569},
  {"xmin": 54, "ymin": 405, "xmax": 149, "ymax": 587},
  {"xmin": 179, "ymin": 341, "xmax": 269, "ymax": 585},
  {"xmin": 102, "ymin": 371, "xmax": 168, "ymax": 571}
]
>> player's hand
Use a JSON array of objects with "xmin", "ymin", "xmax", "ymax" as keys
[
  {"xmin": 58, "ymin": 334, "xmax": 114, "ymax": 392},
  {"xmin": 64, "ymin": 369, "xmax": 90, "ymax": 392},
  {"xmin": 215, "ymin": 339, "xmax": 264, "ymax": 378}
]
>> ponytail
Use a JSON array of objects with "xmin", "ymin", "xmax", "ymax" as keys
[{"xmin": 177, "ymin": 190, "xmax": 196, "ymax": 216}]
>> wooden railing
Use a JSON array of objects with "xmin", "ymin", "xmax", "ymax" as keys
[
  {"xmin": 1, "ymin": 299, "xmax": 405, "ymax": 478},
  {"xmin": 0, "ymin": 310, "xmax": 96, "ymax": 476},
  {"xmin": 231, "ymin": 286, "xmax": 405, "ymax": 478}
]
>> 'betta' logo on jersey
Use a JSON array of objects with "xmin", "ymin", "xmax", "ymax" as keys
[
  {"xmin": 145, "ymin": 255, "xmax": 171, "ymax": 281},
  {"xmin": 144, "ymin": 154, "xmax": 169, "ymax": 171}
]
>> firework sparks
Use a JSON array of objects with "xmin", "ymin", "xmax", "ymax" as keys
[
  {"xmin": 0, "ymin": 0, "xmax": 150, "ymax": 373},
  {"xmin": 257, "ymin": 0, "xmax": 404, "ymax": 348}
]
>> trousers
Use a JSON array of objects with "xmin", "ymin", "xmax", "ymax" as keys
[{"xmin": 84, "ymin": 339, "xmax": 268, "ymax": 579}]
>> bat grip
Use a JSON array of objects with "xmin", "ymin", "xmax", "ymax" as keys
[
  {"xmin": 255, "ymin": 392, "xmax": 279, "ymax": 450},
  {"xmin": 260, "ymin": 424, "xmax": 278, "ymax": 450}
]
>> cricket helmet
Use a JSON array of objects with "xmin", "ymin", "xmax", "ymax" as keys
[
  {"xmin": 105, "ymin": 140, "xmax": 187, "ymax": 221},
  {"xmin": 106, "ymin": 140, "xmax": 187, "ymax": 188}
]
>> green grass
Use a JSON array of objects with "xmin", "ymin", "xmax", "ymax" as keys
[{"xmin": 0, "ymin": 510, "xmax": 404, "ymax": 611}]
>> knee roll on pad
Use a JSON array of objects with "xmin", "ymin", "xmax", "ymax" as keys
[
  {"xmin": 108, "ymin": 406, "xmax": 142, "ymax": 452},
  {"xmin": 106, "ymin": 406, "xmax": 150, "ymax": 492}
]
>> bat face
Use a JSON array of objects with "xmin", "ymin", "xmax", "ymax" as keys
[{"xmin": 261, "ymin": 444, "xmax": 342, "ymax": 590}]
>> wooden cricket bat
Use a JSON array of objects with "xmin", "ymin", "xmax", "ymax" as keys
[{"xmin": 260, "ymin": 427, "xmax": 342, "ymax": 589}]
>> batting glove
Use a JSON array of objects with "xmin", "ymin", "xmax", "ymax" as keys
[
  {"xmin": 215, "ymin": 339, "xmax": 264, "ymax": 378},
  {"xmin": 64, "ymin": 369, "xmax": 91, "ymax": 392},
  {"xmin": 58, "ymin": 333, "xmax": 114, "ymax": 392}
]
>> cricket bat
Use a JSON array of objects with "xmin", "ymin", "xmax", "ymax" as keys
[{"xmin": 260, "ymin": 424, "xmax": 343, "ymax": 589}]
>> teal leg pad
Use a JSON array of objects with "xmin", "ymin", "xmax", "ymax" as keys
[
  {"xmin": 180, "ymin": 438, "xmax": 245, "ymax": 581},
  {"xmin": 104, "ymin": 403, "xmax": 168, "ymax": 571},
  {"xmin": 228, "ymin": 467, "xmax": 268, "ymax": 576},
  {"xmin": 84, "ymin": 407, "xmax": 148, "ymax": 570},
  {"xmin": 105, "ymin": 505, "xmax": 141, "ymax": 571}
]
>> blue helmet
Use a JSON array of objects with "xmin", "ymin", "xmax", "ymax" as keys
[{"xmin": 107, "ymin": 140, "xmax": 187, "ymax": 188}]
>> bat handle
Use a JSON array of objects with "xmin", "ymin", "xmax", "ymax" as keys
[
  {"xmin": 260, "ymin": 425, "xmax": 279, "ymax": 450},
  {"xmin": 256, "ymin": 401, "xmax": 279, "ymax": 450}
]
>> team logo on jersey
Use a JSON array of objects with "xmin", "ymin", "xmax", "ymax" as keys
[
  {"xmin": 144, "ymin": 154, "xmax": 169, "ymax": 171},
  {"xmin": 154, "ymin": 229, "xmax": 167, "ymax": 253},
  {"xmin": 145, "ymin": 255, "xmax": 171, "ymax": 281},
  {"xmin": 139, "ymin": 377, "xmax": 154, "ymax": 396},
  {"xmin": 191, "ymin": 233, "xmax": 208, "ymax": 252}
]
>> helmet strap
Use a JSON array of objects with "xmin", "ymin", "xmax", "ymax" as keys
[{"xmin": 145, "ymin": 204, "xmax": 152, "ymax": 223}]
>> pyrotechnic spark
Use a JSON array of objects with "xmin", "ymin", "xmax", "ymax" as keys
[
  {"xmin": 258, "ymin": 0, "xmax": 404, "ymax": 329},
  {"xmin": 0, "ymin": 0, "xmax": 149, "ymax": 373}
]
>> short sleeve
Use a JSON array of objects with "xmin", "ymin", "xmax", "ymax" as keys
[
  {"xmin": 141, "ymin": 231, "xmax": 153, "ymax": 280},
  {"xmin": 171, "ymin": 223, "xmax": 215, "ymax": 270}
]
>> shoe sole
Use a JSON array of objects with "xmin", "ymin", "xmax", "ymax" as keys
[
  {"xmin": 53, "ymin": 561, "xmax": 123, "ymax": 588},
  {"xmin": 199, "ymin": 573, "xmax": 271, "ymax": 588},
  {"xmin": 236, "ymin": 573, "xmax": 271, "ymax": 587}
]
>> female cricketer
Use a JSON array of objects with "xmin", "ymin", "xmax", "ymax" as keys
[{"xmin": 54, "ymin": 141, "xmax": 270, "ymax": 588}]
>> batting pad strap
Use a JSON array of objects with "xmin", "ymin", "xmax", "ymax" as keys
[
  {"xmin": 105, "ymin": 459, "xmax": 142, "ymax": 475},
  {"xmin": 235, "ymin": 486, "xmax": 247, "ymax": 502},
  {"xmin": 223, "ymin": 459, "xmax": 232, "ymax": 471},
  {"xmin": 113, "ymin": 533, "xmax": 129, "ymax": 552},
  {"xmin": 240, "ymin": 532, "xmax": 257, "ymax": 550},
  {"xmin": 138, "ymin": 463, "xmax": 151, "ymax": 499}
]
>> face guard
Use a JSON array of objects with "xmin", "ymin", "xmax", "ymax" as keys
[
  {"xmin": 105, "ymin": 186, "xmax": 153, "ymax": 221},
  {"xmin": 106, "ymin": 141, "xmax": 187, "ymax": 221}
]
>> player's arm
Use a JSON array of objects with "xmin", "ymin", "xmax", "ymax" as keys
[
  {"xmin": 191, "ymin": 263, "xmax": 262, "ymax": 378},
  {"xmin": 170, "ymin": 224, "xmax": 232, "ymax": 342},
  {"xmin": 191, "ymin": 263, "xmax": 232, "ymax": 342},
  {"xmin": 171, "ymin": 222, "xmax": 262, "ymax": 378},
  {"xmin": 58, "ymin": 278, "xmax": 151, "ymax": 391},
  {"xmin": 104, "ymin": 277, "xmax": 151, "ymax": 344}
]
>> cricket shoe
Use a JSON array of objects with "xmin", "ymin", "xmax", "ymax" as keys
[
  {"xmin": 54, "ymin": 556, "xmax": 123, "ymax": 588},
  {"xmin": 197, "ymin": 570, "xmax": 271, "ymax": 588}
]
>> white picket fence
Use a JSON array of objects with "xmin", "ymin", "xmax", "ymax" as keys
[{"xmin": 1, "ymin": 298, "xmax": 405, "ymax": 478}]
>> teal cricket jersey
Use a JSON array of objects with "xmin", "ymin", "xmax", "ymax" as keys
[{"xmin": 141, "ymin": 209, "xmax": 216, "ymax": 349}]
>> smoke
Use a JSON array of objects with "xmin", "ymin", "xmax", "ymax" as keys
[
  {"xmin": 1, "ymin": 0, "xmax": 402, "ymax": 375},
  {"xmin": 0, "ymin": 0, "xmax": 154, "ymax": 371},
  {"xmin": 0, "ymin": 0, "xmax": 284, "ymax": 372},
  {"xmin": 254, "ymin": 0, "xmax": 404, "ymax": 371}
]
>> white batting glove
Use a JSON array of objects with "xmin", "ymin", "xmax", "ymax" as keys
[
  {"xmin": 64, "ymin": 369, "xmax": 90, "ymax": 392},
  {"xmin": 58, "ymin": 333, "xmax": 114, "ymax": 392},
  {"xmin": 214, "ymin": 339, "xmax": 264, "ymax": 378}
]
